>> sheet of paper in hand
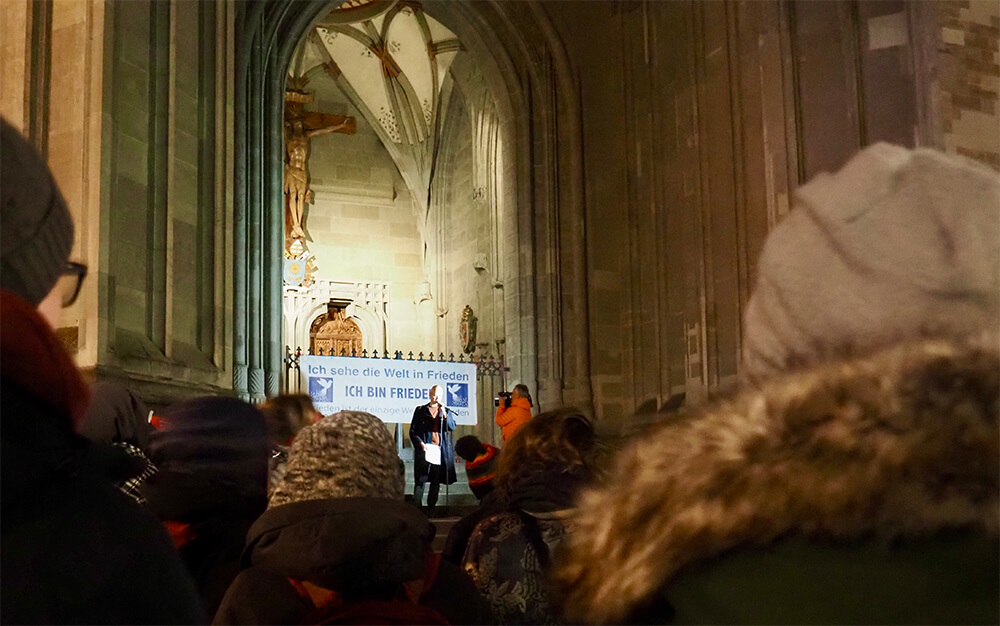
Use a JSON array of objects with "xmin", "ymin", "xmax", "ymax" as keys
[{"xmin": 424, "ymin": 443, "xmax": 442, "ymax": 465}]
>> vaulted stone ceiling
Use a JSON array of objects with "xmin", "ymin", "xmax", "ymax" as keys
[{"xmin": 289, "ymin": 0, "xmax": 461, "ymax": 212}]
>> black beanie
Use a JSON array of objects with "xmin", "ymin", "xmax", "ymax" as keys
[
  {"xmin": 149, "ymin": 396, "xmax": 271, "ymax": 499},
  {"xmin": 0, "ymin": 119, "xmax": 74, "ymax": 305}
]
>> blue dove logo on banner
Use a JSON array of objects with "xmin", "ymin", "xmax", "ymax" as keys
[
  {"xmin": 309, "ymin": 377, "xmax": 334, "ymax": 402},
  {"xmin": 446, "ymin": 383, "xmax": 469, "ymax": 407}
]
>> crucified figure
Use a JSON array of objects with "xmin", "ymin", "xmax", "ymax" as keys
[{"xmin": 284, "ymin": 90, "xmax": 356, "ymax": 243}]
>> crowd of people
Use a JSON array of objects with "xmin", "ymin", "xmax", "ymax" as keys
[{"xmin": 2, "ymin": 118, "xmax": 998, "ymax": 626}]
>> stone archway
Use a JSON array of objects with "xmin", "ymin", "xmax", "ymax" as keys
[{"xmin": 234, "ymin": 0, "xmax": 593, "ymax": 413}]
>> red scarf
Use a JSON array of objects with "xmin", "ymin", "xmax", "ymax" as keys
[{"xmin": 0, "ymin": 290, "xmax": 90, "ymax": 428}]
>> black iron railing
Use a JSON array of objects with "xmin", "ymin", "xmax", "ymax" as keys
[{"xmin": 284, "ymin": 345, "xmax": 507, "ymax": 392}]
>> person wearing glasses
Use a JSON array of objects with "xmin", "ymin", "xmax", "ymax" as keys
[{"xmin": 0, "ymin": 119, "xmax": 204, "ymax": 624}]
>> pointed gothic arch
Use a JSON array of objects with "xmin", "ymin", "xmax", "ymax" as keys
[{"xmin": 234, "ymin": 0, "xmax": 593, "ymax": 413}]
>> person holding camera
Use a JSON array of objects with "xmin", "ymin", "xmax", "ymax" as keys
[
  {"xmin": 409, "ymin": 385, "xmax": 457, "ymax": 513},
  {"xmin": 494, "ymin": 383, "xmax": 533, "ymax": 442}
]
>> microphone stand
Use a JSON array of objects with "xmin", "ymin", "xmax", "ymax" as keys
[{"xmin": 442, "ymin": 406, "xmax": 457, "ymax": 510}]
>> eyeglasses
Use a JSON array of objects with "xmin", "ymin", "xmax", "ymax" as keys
[{"xmin": 56, "ymin": 262, "xmax": 87, "ymax": 308}]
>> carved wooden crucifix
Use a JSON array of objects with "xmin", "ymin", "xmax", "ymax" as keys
[{"xmin": 284, "ymin": 86, "xmax": 356, "ymax": 247}]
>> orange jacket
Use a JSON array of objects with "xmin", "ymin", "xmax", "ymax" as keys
[{"xmin": 495, "ymin": 397, "xmax": 532, "ymax": 442}]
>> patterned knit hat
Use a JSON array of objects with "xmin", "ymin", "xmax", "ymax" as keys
[
  {"xmin": 269, "ymin": 411, "xmax": 403, "ymax": 508},
  {"xmin": 0, "ymin": 119, "xmax": 74, "ymax": 306},
  {"xmin": 148, "ymin": 396, "xmax": 270, "ymax": 499}
]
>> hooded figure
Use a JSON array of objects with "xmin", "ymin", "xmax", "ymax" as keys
[
  {"xmin": 552, "ymin": 145, "xmax": 1000, "ymax": 625},
  {"xmin": 741, "ymin": 143, "xmax": 999, "ymax": 383},
  {"xmin": 142, "ymin": 396, "xmax": 270, "ymax": 621},
  {"xmin": 215, "ymin": 411, "xmax": 494, "ymax": 625},
  {"xmin": 1, "ymin": 118, "xmax": 203, "ymax": 624},
  {"xmin": 79, "ymin": 381, "xmax": 157, "ymax": 504},
  {"xmin": 554, "ymin": 335, "xmax": 999, "ymax": 624}
]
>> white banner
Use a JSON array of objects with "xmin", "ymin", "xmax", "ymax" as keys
[{"xmin": 299, "ymin": 355, "xmax": 478, "ymax": 425}]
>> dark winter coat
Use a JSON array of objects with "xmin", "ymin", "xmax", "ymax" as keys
[
  {"xmin": 554, "ymin": 334, "xmax": 1000, "ymax": 624},
  {"xmin": 462, "ymin": 465, "xmax": 592, "ymax": 625},
  {"xmin": 213, "ymin": 497, "xmax": 494, "ymax": 625},
  {"xmin": 142, "ymin": 470, "xmax": 267, "ymax": 622},
  {"xmin": 0, "ymin": 291, "xmax": 204, "ymax": 625},
  {"xmin": 79, "ymin": 381, "xmax": 158, "ymax": 504},
  {"xmin": 142, "ymin": 395, "xmax": 270, "ymax": 621},
  {"xmin": 79, "ymin": 380, "xmax": 153, "ymax": 450},
  {"xmin": 409, "ymin": 404, "xmax": 457, "ymax": 485}
]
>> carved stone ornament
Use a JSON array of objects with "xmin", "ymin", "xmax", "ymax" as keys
[
  {"xmin": 460, "ymin": 305, "xmax": 477, "ymax": 354},
  {"xmin": 311, "ymin": 306, "xmax": 362, "ymax": 357},
  {"xmin": 414, "ymin": 280, "xmax": 432, "ymax": 304}
]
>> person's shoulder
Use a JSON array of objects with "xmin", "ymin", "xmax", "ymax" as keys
[
  {"xmin": 3, "ymin": 471, "xmax": 205, "ymax": 624},
  {"xmin": 215, "ymin": 567, "xmax": 310, "ymax": 625},
  {"xmin": 478, "ymin": 444, "xmax": 500, "ymax": 462}
]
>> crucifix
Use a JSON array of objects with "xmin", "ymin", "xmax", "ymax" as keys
[{"xmin": 284, "ymin": 83, "xmax": 356, "ymax": 247}]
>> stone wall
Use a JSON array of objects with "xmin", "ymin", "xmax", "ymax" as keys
[
  {"xmin": 94, "ymin": 0, "xmax": 234, "ymax": 404},
  {"xmin": 0, "ymin": 0, "xmax": 106, "ymax": 370},
  {"xmin": 299, "ymin": 76, "xmax": 428, "ymax": 355},
  {"xmin": 6, "ymin": 0, "xmax": 989, "ymax": 418},
  {"xmin": 0, "ymin": 1, "xmax": 30, "ymax": 132},
  {"xmin": 549, "ymin": 0, "xmax": 928, "ymax": 418},
  {"xmin": 427, "ymin": 79, "xmax": 505, "ymax": 360},
  {"xmin": 936, "ymin": 0, "xmax": 1000, "ymax": 169}
]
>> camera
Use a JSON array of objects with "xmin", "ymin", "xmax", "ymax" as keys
[{"xmin": 494, "ymin": 391, "xmax": 512, "ymax": 408}]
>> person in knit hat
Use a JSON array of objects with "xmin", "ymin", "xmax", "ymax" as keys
[
  {"xmin": 440, "ymin": 436, "xmax": 502, "ymax": 565},
  {"xmin": 141, "ymin": 395, "xmax": 270, "ymax": 621},
  {"xmin": 454, "ymin": 435, "xmax": 500, "ymax": 501},
  {"xmin": 0, "ymin": 119, "xmax": 74, "ymax": 319},
  {"xmin": 268, "ymin": 410, "xmax": 404, "ymax": 505},
  {"xmin": 1, "ymin": 118, "xmax": 204, "ymax": 624},
  {"xmin": 551, "ymin": 145, "xmax": 999, "ymax": 625},
  {"xmin": 742, "ymin": 143, "xmax": 999, "ymax": 383},
  {"xmin": 215, "ymin": 411, "xmax": 494, "ymax": 625}
]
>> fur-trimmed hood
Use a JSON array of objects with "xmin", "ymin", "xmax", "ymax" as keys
[{"xmin": 553, "ymin": 334, "xmax": 999, "ymax": 624}]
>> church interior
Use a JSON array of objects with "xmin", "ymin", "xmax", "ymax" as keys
[
  {"xmin": 2, "ymin": 0, "xmax": 998, "ymax": 425},
  {"xmin": 2, "ymin": 1, "xmax": 999, "ymax": 624}
]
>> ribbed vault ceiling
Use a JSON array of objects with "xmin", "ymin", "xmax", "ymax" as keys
[{"xmin": 289, "ymin": 0, "xmax": 462, "ymax": 212}]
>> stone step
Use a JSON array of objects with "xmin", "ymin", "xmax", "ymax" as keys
[
  {"xmin": 404, "ymin": 459, "xmax": 480, "ymax": 507},
  {"xmin": 430, "ymin": 516, "xmax": 461, "ymax": 553},
  {"xmin": 426, "ymin": 506, "xmax": 480, "ymax": 553}
]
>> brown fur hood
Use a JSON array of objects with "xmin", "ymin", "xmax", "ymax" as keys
[{"xmin": 553, "ymin": 334, "xmax": 999, "ymax": 624}]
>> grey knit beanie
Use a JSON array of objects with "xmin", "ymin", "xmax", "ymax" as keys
[
  {"xmin": 743, "ymin": 143, "xmax": 1000, "ymax": 383},
  {"xmin": 0, "ymin": 119, "xmax": 74, "ymax": 305},
  {"xmin": 269, "ymin": 411, "xmax": 404, "ymax": 508}
]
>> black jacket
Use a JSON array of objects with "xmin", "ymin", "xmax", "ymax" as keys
[
  {"xmin": 409, "ymin": 404, "xmax": 457, "ymax": 485},
  {"xmin": 214, "ymin": 497, "xmax": 493, "ymax": 625},
  {"xmin": 1, "ymin": 382, "xmax": 205, "ymax": 625},
  {"xmin": 141, "ymin": 470, "xmax": 266, "ymax": 621}
]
